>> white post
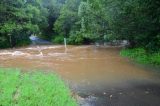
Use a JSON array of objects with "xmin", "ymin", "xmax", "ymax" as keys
[
  {"xmin": 64, "ymin": 38, "xmax": 67, "ymax": 49},
  {"xmin": 64, "ymin": 38, "xmax": 67, "ymax": 53}
]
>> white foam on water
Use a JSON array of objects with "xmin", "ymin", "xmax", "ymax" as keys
[
  {"xmin": 12, "ymin": 51, "xmax": 30, "ymax": 56},
  {"xmin": 26, "ymin": 46, "xmax": 63, "ymax": 50},
  {"xmin": 0, "ymin": 50, "xmax": 32, "ymax": 57},
  {"xmin": 68, "ymin": 46, "xmax": 90, "ymax": 52},
  {"xmin": 25, "ymin": 47, "xmax": 38, "ymax": 50},
  {"xmin": 43, "ymin": 46, "xmax": 63, "ymax": 50},
  {"xmin": 48, "ymin": 53, "xmax": 68, "ymax": 57},
  {"xmin": 0, "ymin": 52, "xmax": 13, "ymax": 55},
  {"xmin": 36, "ymin": 52, "xmax": 44, "ymax": 57}
]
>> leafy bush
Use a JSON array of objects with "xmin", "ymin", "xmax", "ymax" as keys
[
  {"xmin": 0, "ymin": 68, "xmax": 77, "ymax": 106},
  {"xmin": 68, "ymin": 34, "xmax": 84, "ymax": 45},
  {"xmin": 120, "ymin": 48, "xmax": 160, "ymax": 65},
  {"xmin": 104, "ymin": 34, "xmax": 116, "ymax": 42},
  {"xmin": 0, "ymin": 37, "xmax": 10, "ymax": 48},
  {"xmin": 68, "ymin": 31, "xmax": 86, "ymax": 45},
  {"xmin": 150, "ymin": 53, "xmax": 160, "ymax": 65},
  {"xmin": 52, "ymin": 35, "xmax": 64, "ymax": 44},
  {"xmin": 16, "ymin": 38, "xmax": 31, "ymax": 47}
]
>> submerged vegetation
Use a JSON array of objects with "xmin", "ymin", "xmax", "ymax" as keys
[
  {"xmin": 121, "ymin": 48, "xmax": 160, "ymax": 65},
  {"xmin": 0, "ymin": 68, "xmax": 77, "ymax": 106}
]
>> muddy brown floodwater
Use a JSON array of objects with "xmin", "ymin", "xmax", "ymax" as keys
[{"xmin": 0, "ymin": 45, "xmax": 160, "ymax": 106}]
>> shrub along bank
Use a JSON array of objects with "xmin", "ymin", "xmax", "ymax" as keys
[{"xmin": 120, "ymin": 48, "xmax": 160, "ymax": 66}]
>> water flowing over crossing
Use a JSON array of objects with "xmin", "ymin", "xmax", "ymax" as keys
[{"xmin": 0, "ymin": 45, "xmax": 160, "ymax": 106}]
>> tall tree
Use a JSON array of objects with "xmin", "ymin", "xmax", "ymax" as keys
[{"xmin": 0, "ymin": 0, "xmax": 40, "ymax": 47}]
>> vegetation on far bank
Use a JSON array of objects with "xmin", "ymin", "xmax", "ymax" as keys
[
  {"xmin": 120, "ymin": 48, "xmax": 160, "ymax": 66},
  {"xmin": 0, "ymin": 68, "xmax": 77, "ymax": 106},
  {"xmin": 1, "ymin": 0, "xmax": 160, "ymax": 52}
]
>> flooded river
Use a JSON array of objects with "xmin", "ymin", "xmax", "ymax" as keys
[{"xmin": 0, "ymin": 45, "xmax": 160, "ymax": 106}]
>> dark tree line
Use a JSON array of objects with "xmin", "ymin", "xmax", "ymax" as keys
[
  {"xmin": 0, "ymin": 0, "xmax": 160, "ymax": 52},
  {"xmin": 0, "ymin": 0, "xmax": 65, "ymax": 48}
]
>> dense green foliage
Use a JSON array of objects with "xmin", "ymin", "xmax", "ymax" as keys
[
  {"xmin": 0, "ymin": 0, "xmax": 64, "ymax": 48},
  {"xmin": 0, "ymin": 0, "xmax": 159, "ymax": 52},
  {"xmin": 0, "ymin": 0, "xmax": 42, "ymax": 48},
  {"xmin": 54, "ymin": 0, "xmax": 160, "ymax": 51},
  {"xmin": 52, "ymin": 35, "xmax": 64, "ymax": 44},
  {"xmin": 121, "ymin": 48, "xmax": 160, "ymax": 65},
  {"xmin": 0, "ymin": 68, "xmax": 77, "ymax": 106}
]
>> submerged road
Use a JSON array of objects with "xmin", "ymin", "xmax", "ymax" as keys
[{"xmin": 0, "ymin": 45, "xmax": 160, "ymax": 106}]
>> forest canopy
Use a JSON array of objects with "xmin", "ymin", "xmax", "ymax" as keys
[{"xmin": 0, "ymin": 0, "xmax": 160, "ymax": 52}]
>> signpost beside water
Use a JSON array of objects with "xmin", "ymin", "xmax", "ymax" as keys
[{"xmin": 64, "ymin": 38, "xmax": 67, "ymax": 50}]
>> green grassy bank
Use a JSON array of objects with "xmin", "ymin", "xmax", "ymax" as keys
[
  {"xmin": 120, "ymin": 48, "xmax": 160, "ymax": 66},
  {"xmin": 0, "ymin": 68, "xmax": 77, "ymax": 106}
]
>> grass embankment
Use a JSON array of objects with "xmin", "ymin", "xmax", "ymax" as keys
[
  {"xmin": 0, "ymin": 68, "xmax": 77, "ymax": 106},
  {"xmin": 120, "ymin": 48, "xmax": 160, "ymax": 66}
]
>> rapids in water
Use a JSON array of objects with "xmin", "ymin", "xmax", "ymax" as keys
[{"xmin": 0, "ymin": 45, "xmax": 160, "ymax": 106}]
